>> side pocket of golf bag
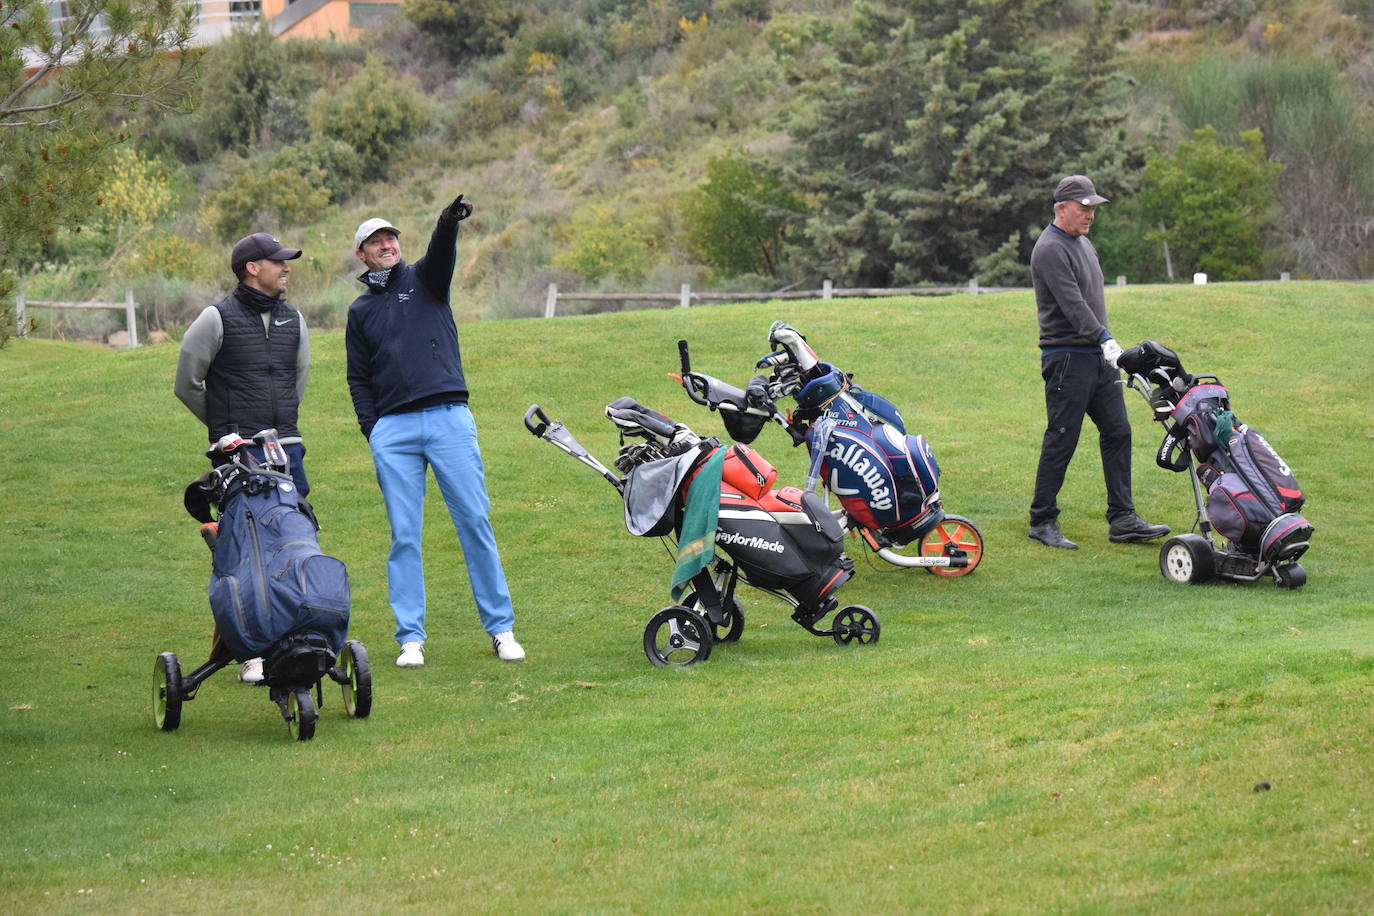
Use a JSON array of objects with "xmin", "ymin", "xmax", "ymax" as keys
[{"xmin": 1223, "ymin": 425, "xmax": 1304, "ymax": 515}]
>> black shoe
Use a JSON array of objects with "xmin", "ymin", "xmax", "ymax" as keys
[
  {"xmin": 1028, "ymin": 520, "xmax": 1078, "ymax": 550},
  {"xmin": 1108, "ymin": 514, "xmax": 1170, "ymax": 543}
]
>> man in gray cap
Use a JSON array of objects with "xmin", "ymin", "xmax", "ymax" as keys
[
  {"xmin": 345, "ymin": 193, "xmax": 525, "ymax": 668},
  {"xmin": 1027, "ymin": 175, "xmax": 1169, "ymax": 550},
  {"xmin": 175, "ymin": 231, "xmax": 310, "ymax": 684}
]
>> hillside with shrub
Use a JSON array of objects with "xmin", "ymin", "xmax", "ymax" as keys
[{"xmin": 7, "ymin": 0, "xmax": 1374, "ymax": 340}]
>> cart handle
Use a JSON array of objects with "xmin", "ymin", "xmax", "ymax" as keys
[{"xmin": 524, "ymin": 404, "xmax": 552, "ymax": 438}]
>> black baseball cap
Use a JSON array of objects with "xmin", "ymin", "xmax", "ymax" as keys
[
  {"xmin": 1053, "ymin": 175, "xmax": 1109, "ymax": 206},
  {"xmin": 231, "ymin": 232, "xmax": 303, "ymax": 274}
]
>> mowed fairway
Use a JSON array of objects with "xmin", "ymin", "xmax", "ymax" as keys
[{"xmin": 2, "ymin": 282, "xmax": 1372, "ymax": 912}]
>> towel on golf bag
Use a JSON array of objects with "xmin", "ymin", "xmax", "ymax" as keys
[
  {"xmin": 671, "ymin": 445, "xmax": 726, "ymax": 601},
  {"xmin": 206, "ymin": 468, "xmax": 350, "ymax": 662}
]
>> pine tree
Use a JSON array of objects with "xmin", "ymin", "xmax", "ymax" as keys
[
  {"xmin": 1, "ymin": 0, "xmax": 194, "ymax": 345},
  {"xmin": 792, "ymin": 0, "xmax": 1139, "ymax": 286}
]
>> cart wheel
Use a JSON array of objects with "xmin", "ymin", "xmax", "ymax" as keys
[
  {"xmin": 152, "ymin": 652, "xmax": 183, "ymax": 732},
  {"xmin": 832, "ymin": 605, "xmax": 880, "ymax": 646},
  {"xmin": 341, "ymin": 640, "xmax": 372, "ymax": 719},
  {"xmin": 1273, "ymin": 563, "xmax": 1306, "ymax": 590},
  {"xmin": 1159, "ymin": 534, "xmax": 1216, "ymax": 584},
  {"xmin": 680, "ymin": 590, "xmax": 745, "ymax": 643},
  {"xmin": 287, "ymin": 687, "xmax": 317, "ymax": 741},
  {"xmin": 643, "ymin": 606, "xmax": 713, "ymax": 667},
  {"xmin": 919, "ymin": 515, "xmax": 983, "ymax": 577}
]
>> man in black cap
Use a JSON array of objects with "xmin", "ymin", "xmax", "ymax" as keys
[
  {"xmin": 175, "ymin": 232, "xmax": 310, "ymax": 684},
  {"xmin": 1027, "ymin": 175, "xmax": 1169, "ymax": 550}
]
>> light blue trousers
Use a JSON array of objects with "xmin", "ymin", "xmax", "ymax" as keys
[{"xmin": 369, "ymin": 403, "xmax": 515, "ymax": 645}]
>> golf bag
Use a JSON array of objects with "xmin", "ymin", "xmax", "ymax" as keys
[
  {"xmin": 1161, "ymin": 381, "xmax": 1311, "ymax": 562},
  {"xmin": 525, "ymin": 397, "xmax": 878, "ymax": 665},
  {"xmin": 1120, "ymin": 340, "xmax": 1313, "ymax": 569},
  {"xmin": 790, "ymin": 361, "xmax": 943, "ymax": 540},
  {"xmin": 185, "ymin": 446, "xmax": 350, "ymax": 677},
  {"xmin": 614, "ymin": 400, "xmax": 854, "ymax": 613}
]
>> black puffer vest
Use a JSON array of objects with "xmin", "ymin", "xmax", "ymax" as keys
[{"xmin": 205, "ymin": 289, "xmax": 302, "ymax": 441}]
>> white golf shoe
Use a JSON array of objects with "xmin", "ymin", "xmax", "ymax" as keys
[
  {"xmin": 492, "ymin": 631, "xmax": 525, "ymax": 662},
  {"xmin": 396, "ymin": 641, "xmax": 425, "ymax": 668}
]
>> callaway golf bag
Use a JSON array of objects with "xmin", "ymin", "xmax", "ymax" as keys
[
  {"xmin": 525, "ymin": 398, "xmax": 879, "ymax": 666},
  {"xmin": 1118, "ymin": 341, "xmax": 1313, "ymax": 588},
  {"xmin": 674, "ymin": 325, "xmax": 982, "ymax": 575}
]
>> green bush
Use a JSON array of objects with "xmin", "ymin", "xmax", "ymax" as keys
[
  {"xmin": 682, "ymin": 153, "xmax": 805, "ymax": 278},
  {"xmin": 200, "ymin": 163, "xmax": 332, "ymax": 243},
  {"xmin": 193, "ymin": 24, "xmax": 315, "ymax": 156},
  {"xmin": 1140, "ymin": 127, "xmax": 1281, "ymax": 281},
  {"xmin": 401, "ymin": 0, "xmax": 523, "ymax": 61},
  {"xmin": 552, "ymin": 204, "xmax": 658, "ymax": 283},
  {"xmin": 308, "ymin": 55, "xmax": 433, "ymax": 176}
]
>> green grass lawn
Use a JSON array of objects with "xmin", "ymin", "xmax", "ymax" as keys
[{"xmin": 2, "ymin": 282, "xmax": 1372, "ymax": 913}]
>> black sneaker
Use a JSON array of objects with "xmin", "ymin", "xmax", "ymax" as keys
[
  {"xmin": 1108, "ymin": 514, "xmax": 1170, "ymax": 543},
  {"xmin": 1028, "ymin": 520, "xmax": 1078, "ymax": 550}
]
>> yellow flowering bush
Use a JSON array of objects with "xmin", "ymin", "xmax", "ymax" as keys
[{"xmin": 97, "ymin": 146, "xmax": 177, "ymax": 231}]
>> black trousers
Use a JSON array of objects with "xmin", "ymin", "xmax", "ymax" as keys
[{"xmin": 1030, "ymin": 351, "xmax": 1134, "ymax": 526}]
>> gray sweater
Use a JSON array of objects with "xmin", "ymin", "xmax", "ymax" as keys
[{"xmin": 1030, "ymin": 223, "xmax": 1108, "ymax": 349}]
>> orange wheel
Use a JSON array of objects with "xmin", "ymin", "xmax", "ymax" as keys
[{"xmin": 919, "ymin": 514, "xmax": 983, "ymax": 577}]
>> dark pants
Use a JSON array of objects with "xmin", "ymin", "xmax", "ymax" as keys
[{"xmin": 1030, "ymin": 351, "xmax": 1134, "ymax": 526}]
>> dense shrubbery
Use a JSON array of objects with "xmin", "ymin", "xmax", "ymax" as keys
[{"xmin": 11, "ymin": 0, "xmax": 1374, "ymax": 344}]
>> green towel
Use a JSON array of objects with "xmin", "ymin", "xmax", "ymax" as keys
[
  {"xmin": 1213, "ymin": 409, "xmax": 1236, "ymax": 454},
  {"xmin": 671, "ymin": 446, "xmax": 726, "ymax": 602}
]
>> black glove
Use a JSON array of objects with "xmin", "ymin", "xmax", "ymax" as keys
[
  {"xmin": 746, "ymin": 375, "xmax": 773, "ymax": 410},
  {"xmin": 441, "ymin": 193, "xmax": 473, "ymax": 223}
]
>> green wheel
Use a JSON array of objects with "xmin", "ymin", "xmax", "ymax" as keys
[
  {"xmin": 152, "ymin": 652, "xmax": 182, "ymax": 732},
  {"xmin": 287, "ymin": 688, "xmax": 317, "ymax": 741},
  {"xmin": 341, "ymin": 640, "xmax": 372, "ymax": 719}
]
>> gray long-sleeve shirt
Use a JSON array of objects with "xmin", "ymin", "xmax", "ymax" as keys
[
  {"xmin": 174, "ymin": 304, "xmax": 311, "ymax": 445},
  {"xmin": 1030, "ymin": 223, "xmax": 1109, "ymax": 349}
]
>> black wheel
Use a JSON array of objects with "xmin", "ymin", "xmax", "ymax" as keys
[
  {"xmin": 152, "ymin": 652, "xmax": 183, "ymax": 732},
  {"xmin": 1159, "ymin": 534, "xmax": 1216, "ymax": 584},
  {"xmin": 341, "ymin": 640, "xmax": 373, "ymax": 719},
  {"xmin": 832, "ymin": 605, "xmax": 880, "ymax": 646},
  {"xmin": 1274, "ymin": 563, "xmax": 1307, "ymax": 589},
  {"xmin": 287, "ymin": 687, "xmax": 317, "ymax": 741},
  {"xmin": 679, "ymin": 590, "xmax": 745, "ymax": 643},
  {"xmin": 643, "ymin": 606, "xmax": 713, "ymax": 667}
]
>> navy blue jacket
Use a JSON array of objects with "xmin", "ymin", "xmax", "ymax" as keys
[{"xmin": 345, "ymin": 216, "xmax": 468, "ymax": 439}]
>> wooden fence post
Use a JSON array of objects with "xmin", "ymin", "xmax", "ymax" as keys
[
  {"xmin": 16, "ymin": 293, "xmax": 25, "ymax": 338},
  {"xmin": 125, "ymin": 289, "xmax": 139, "ymax": 347},
  {"xmin": 967, "ymin": 277, "xmax": 979, "ymax": 295},
  {"xmin": 544, "ymin": 283, "xmax": 558, "ymax": 318},
  {"xmin": 822, "ymin": 279, "xmax": 833, "ymax": 300},
  {"xmin": 680, "ymin": 283, "xmax": 691, "ymax": 308}
]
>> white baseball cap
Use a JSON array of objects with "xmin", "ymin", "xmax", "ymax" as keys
[{"xmin": 354, "ymin": 217, "xmax": 401, "ymax": 250}]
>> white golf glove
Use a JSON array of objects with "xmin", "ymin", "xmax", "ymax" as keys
[{"xmin": 1100, "ymin": 337, "xmax": 1123, "ymax": 368}]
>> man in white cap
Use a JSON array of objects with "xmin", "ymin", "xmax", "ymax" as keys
[
  {"xmin": 345, "ymin": 193, "xmax": 525, "ymax": 668},
  {"xmin": 1027, "ymin": 175, "xmax": 1169, "ymax": 550},
  {"xmin": 175, "ymin": 231, "xmax": 310, "ymax": 684}
]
